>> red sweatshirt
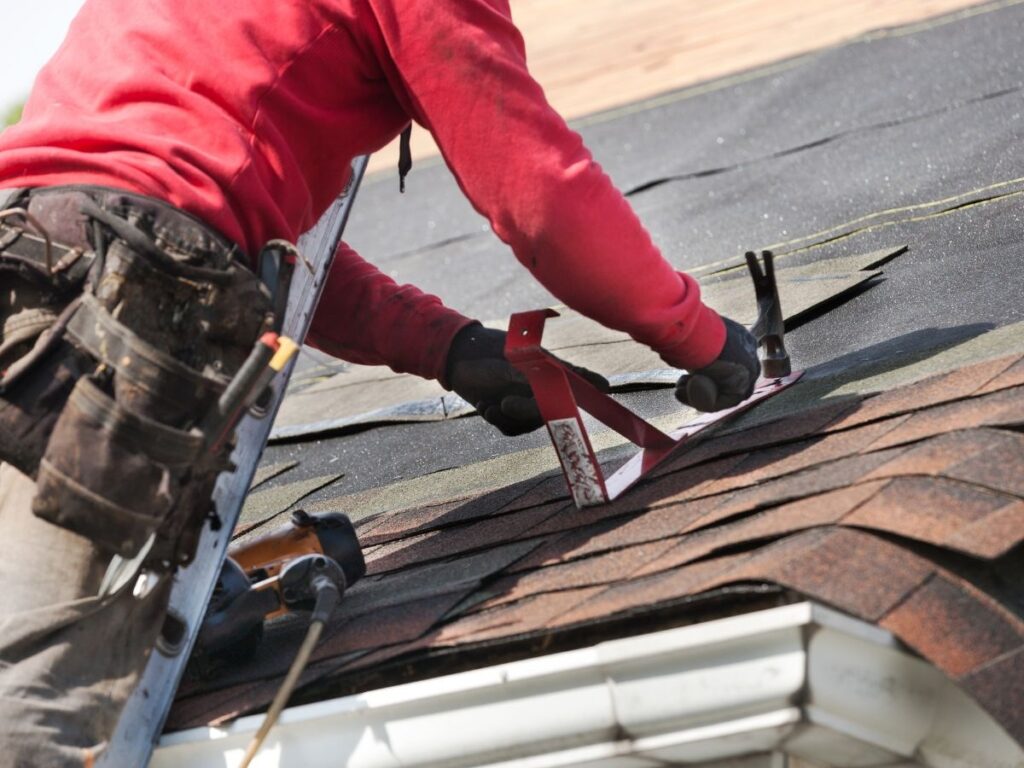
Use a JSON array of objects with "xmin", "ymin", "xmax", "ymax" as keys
[{"xmin": 0, "ymin": 0, "xmax": 725, "ymax": 382}]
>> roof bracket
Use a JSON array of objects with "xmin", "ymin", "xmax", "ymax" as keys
[{"xmin": 505, "ymin": 309, "xmax": 801, "ymax": 508}]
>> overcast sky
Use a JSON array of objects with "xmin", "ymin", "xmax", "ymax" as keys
[{"xmin": 2, "ymin": 0, "xmax": 87, "ymax": 113}]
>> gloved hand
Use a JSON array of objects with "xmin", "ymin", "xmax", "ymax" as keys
[
  {"xmin": 675, "ymin": 317, "xmax": 760, "ymax": 412},
  {"xmin": 445, "ymin": 323, "xmax": 609, "ymax": 436}
]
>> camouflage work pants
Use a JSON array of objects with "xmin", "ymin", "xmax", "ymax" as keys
[{"xmin": 0, "ymin": 461, "xmax": 172, "ymax": 767}]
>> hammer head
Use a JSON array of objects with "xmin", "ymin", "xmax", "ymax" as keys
[{"xmin": 745, "ymin": 250, "xmax": 791, "ymax": 378}]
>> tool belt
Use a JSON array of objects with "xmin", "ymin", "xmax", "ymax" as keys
[{"xmin": 0, "ymin": 186, "xmax": 276, "ymax": 569}]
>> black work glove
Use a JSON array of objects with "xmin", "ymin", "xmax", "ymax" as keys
[
  {"xmin": 675, "ymin": 317, "xmax": 760, "ymax": 412},
  {"xmin": 445, "ymin": 323, "xmax": 610, "ymax": 436}
]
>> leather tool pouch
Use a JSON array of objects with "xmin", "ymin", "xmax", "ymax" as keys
[
  {"xmin": 0, "ymin": 206, "xmax": 95, "ymax": 476},
  {"xmin": 0, "ymin": 336, "xmax": 92, "ymax": 478},
  {"xmin": 0, "ymin": 188, "xmax": 274, "ymax": 568},
  {"xmin": 33, "ymin": 376, "xmax": 205, "ymax": 558},
  {"xmin": 32, "ymin": 292, "xmax": 235, "ymax": 564}
]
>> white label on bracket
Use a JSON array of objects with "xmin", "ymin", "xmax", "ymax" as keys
[{"xmin": 549, "ymin": 418, "xmax": 606, "ymax": 507}]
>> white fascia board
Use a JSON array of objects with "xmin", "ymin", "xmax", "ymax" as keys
[
  {"xmin": 804, "ymin": 626, "xmax": 940, "ymax": 756},
  {"xmin": 152, "ymin": 602, "xmax": 1024, "ymax": 768},
  {"xmin": 627, "ymin": 708, "xmax": 802, "ymax": 764}
]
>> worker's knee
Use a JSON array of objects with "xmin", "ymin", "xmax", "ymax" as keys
[
  {"xmin": 0, "ymin": 564, "xmax": 171, "ymax": 768},
  {"xmin": 0, "ymin": 462, "xmax": 173, "ymax": 767}
]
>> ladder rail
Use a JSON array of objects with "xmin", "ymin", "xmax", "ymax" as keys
[{"xmin": 100, "ymin": 156, "xmax": 370, "ymax": 768}]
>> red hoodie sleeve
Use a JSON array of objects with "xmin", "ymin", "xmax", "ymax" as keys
[
  {"xmin": 307, "ymin": 241, "xmax": 475, "ymax": 383},
  {"xmin": 364, "ymin": 0, "xmax": 726, "ymax": 370}
]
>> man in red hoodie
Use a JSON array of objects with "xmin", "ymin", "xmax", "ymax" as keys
[{"xmin": 0, "ymin": 0, "xmax": 759, "ymax": 762}]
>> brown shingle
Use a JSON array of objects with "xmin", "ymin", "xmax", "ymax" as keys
[
  {"xmin": 558, "ymin": 528, "xmax": 934, "ymax": 628},
  {"xmin": 313, "ymin": 591, "xmax": 471, "ymax": 660},
  {"xmin": 168, "ymin": 590, "xmax": 475, "ymax": 731},
  {"xmin": 861, "ymin": 428, "xmax": 1005, "ymax": 481},
  {"xmin": 943, "ymin": 430, "xmax": 1024, "ymax": 498},
  {"xmin": 975, "ymin": 355, "xmax": 1024, "ymax": 396},
  {"xmin": 365, "ymin": 501, "xmax": 565, "ymax": 575},
  {"xmin": 506, "ymin": 521, "xmax": 626, "ymax": 574},
  {"xmin": 881, "ymin": 574, "xmax": 1024, "ymax": 678},
  {"xmin": 695, "ymin": 418, "xmax": 907, "ymax": 498},
  {"xmin": 867, "ymin": 386, "xmax": 1024, "ymax": 451},
  {"xmin": 356, "ymin": 495, "xmax": 475, "ymax": 544},
  {"xmin": 552, "ymin": 550, "xmax": 755, "ymax": 627},
  {"xmin": 519, "ymin": 499, "xmax": 642, "ymax": 541},
  {"xmin": 524, "ymin": 505, "xmax": 696, "ymax": 563},
  {"xmin": 946, "ymin": 501, "xmax": 1024, "ymax": 559},
  {"xmin": 500, "ymin": 474, "xmax": 572, "ymax": 513},
  {"xmin": 522, "ymin": 453, "xmax": 753, "ymax": 545},
  {"xmin": 679, "ymin": 448, "xmax": 906, "ymax": 534},
  {"xmin": 842, "ymin": 476, "xmax": 1024, "ymax": 558},
  {"xmin": 728, "ymin": 528, "xmax": 935, "ymax": 621},
  {"xmin": 324, "ymin": 638, "xmax": 428, "ymax": 675},
  {"xmin": 525, "ymin": 494, "xmax": 721, "ymax": 556},
  {"xmin": 960, "ymin": 648, "xmax": 1024, "ymax": 744},
  {"xmin": 338, "ymin": 540, "xmax": 540, "ymax": 622},
  {"xmin": 827, "ymin": 356, "xmax": 1019, "ymax": 431},
  {"xmin": 167, "ymin": 681, "xmax": 265, "ymax": 732},
  {"xmin": 635, "ymin": 481, "xmax": 887, "ymax": 577},
  {"xmin": 178, "ymin": 587, "xmax": 472, "ymax": 702},
  {"xmin": 192, "ymin": 653, "xmax": 366, "ymax": 729},
  {"xmin": 436, "ymin": 586, "xmax": 606, "ymax": 645},
  {"xmin": 358, "ymin": 497, "xmax": 478, "ymax": 545},
  {"xmin": 471, "ymin": 539, "xmax": 680, "ymax": 611},
  {"xmin": 693, "ymin": 441, "xmax": 810, "ymax": 496},
  {"xmin": 359, "ymin": 479, "xmax": 542, "ymax": 546},
  {"xmin": 623, "ymin": 452, "xmax": 753, "ymax": 510},
  {"xmin": 659, "ymin": 397, "xmax": 861, "ymax": 473},
  {"xmin": 502, "ymin": 495, "xmax": 718, "ymax": 574}
]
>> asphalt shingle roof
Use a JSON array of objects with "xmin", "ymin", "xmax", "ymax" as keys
[
  {"xmin": 170, "ymin": 356, "xmax": 1024, "ymax": 744},
  {"xmin": 168, "ymin": 1, "xmax": 1024, "ymax": 751}
]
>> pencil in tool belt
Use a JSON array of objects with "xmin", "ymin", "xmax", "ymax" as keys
[{"xmin": 201, "ymin": 332, "xmax": 299, "ymax": 454}]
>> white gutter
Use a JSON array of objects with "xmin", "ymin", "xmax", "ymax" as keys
[{"xmin": 153, "ymin": 602, "xmax": 1024, "ymax": 768}]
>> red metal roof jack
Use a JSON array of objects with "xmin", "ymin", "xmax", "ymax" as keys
[{"xmin": 506, "ymin": 251, "xmax": 802, "ymax": 509}]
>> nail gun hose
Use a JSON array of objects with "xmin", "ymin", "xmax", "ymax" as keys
[{"xmin": 237, "ymin": 580, "xmax": 341, "ymax": 768}]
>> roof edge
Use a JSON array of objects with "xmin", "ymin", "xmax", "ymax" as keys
[{"xmin": 153, "ymin": 602, "xmax": 1022, "ymax": 768}]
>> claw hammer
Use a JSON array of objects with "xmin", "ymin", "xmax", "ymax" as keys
[
  {"xmin": 746, "ymin": 250, "xmax": 791, "ymax": 378},
  {"xmin": 685, "ymin": 249, "xmax": 791, "ymax": 410}
]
